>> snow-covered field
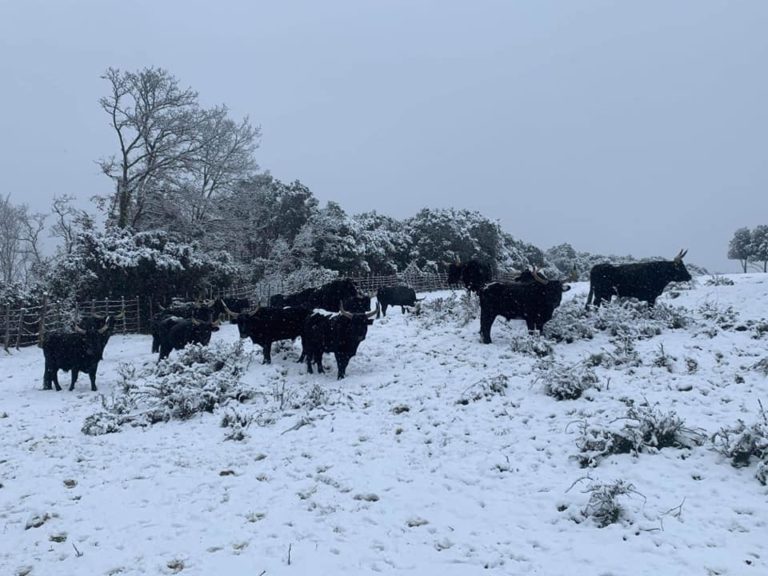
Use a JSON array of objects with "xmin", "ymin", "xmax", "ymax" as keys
[{"xmin": 2, "ymin": 275, "xmax": 768, "ymax": 576}]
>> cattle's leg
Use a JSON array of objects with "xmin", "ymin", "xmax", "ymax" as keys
[
  {"xmin": 314, "ymin": 352, "xmax": 325, "ymax": 374},
  {"xmin": 335, "ymin": 353, "xmax": 350, "ymax": 380},
  {"xmin": 305, "ymin": 350, "xmax": 314, "ymax": 374},
  {"xmin": 69, "ymin": 369, "xmax": 79, "ymax": 392},
  {"xmin": 381, "ymin": 304, "xmax": 388, "ymax": 317},
  {"xmin": 480, "ymin": 309, "xmax": 495, "ymax": 344},
  {"xmin": 87, "ymin": 367, "xmax": 98, "ymax": 392},
  {"xmin": 43, "ymin": 364, "xmax": 59, "ymax": 391},
  {"xmin": 261, "ymin": 342, "xmax": 272, "ymax": 364},
  {"xmin": 585, "ymin": 285, "xmax": 594, "ymax": 309}
]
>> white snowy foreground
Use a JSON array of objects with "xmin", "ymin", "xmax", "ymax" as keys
[{"xmin": 2, "ymin": 275, "xmax": 768, "ymax": 576}]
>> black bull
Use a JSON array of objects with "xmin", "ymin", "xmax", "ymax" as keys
[
  {"xmin": 479, "ymin": 278, "xmax": 571, "ymax": 343},
  {"xmin": 376, "ymin": 286, "xmax": 423, "ymax": 318},
  {"xmin": 155, "ymin": 317, "xmax": 220, "ymax": 361},
  {"xmin": 224, "ymin": 304, "xmax": 310, "ymax": 364},
  {"xmin": 42, "ymin": 316, "xmax": 113, "ymax": 391},
  {"xmin": 586, "ymin": 250, "xmax": 691, "ymax": 308},
  {"xmin": 302, "ymin": 303, "xmax": 380, "ymax": 379}
]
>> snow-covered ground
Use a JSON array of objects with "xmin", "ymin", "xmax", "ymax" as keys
[{"xmin": 2, "ymin": 275, "xmax": 768, "ymax": 576}]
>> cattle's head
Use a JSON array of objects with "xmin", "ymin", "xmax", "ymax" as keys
[
  {"xmin": 344, "ymin": 293, "xmax": 373, "ymax": 315},
  {"xmin": 671, "ymin": 249, "xmax": 692, "ymax": 282},
  {"xmin": 339, "ymin": 301, "xmax": 379, "ymax": 336},
  {"xmin": 74, "ymin": 316, "xmax": 112, "ymax": 357},
  {"xmin": 191, "ymin": 318, "xmax": 220, "ymax": 346}
]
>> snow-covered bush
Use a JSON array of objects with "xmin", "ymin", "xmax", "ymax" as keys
[
  {"xmin": 705, "ymin": 275, "xmax": 735, "ymax": 286},
  {"xmin": 83, "ymin": 340, "xmax": 254, "ymax": 435},
  {"xmin": 543, "ymin": 300, "xmax": 595, "ymax": 343},
  {"xmin": 697, "ymin": 301, "xmax": 739, "ymax": 331},
  {"xmin": 592, "ymin": 300, "xmax": 688, "ymax": 339},
  {"xmin": 456, "ymin": 374, "xmax": 508, "ymax": 404},
  {"xmin": 509, "ymin": 333, "xmax": 554, "ymax": 357},
  {"xmin": 573, "ymin": 478, "xmax": 642, "ymax": 528},
  {"xmin": 418, "ymin": 291, "xmax": 478, "ymax": 328},
  {"xmin": 538, "ymin": 361, "xmax": 599, "ymax": 400},
  {"xmin": 572, "ymin": 402, "xmax": 703, "ymax": 467},
  {"xmin": 711, "ymin": 406, "xmax": 768, "ymax": 484},
  {"xmin": 47, "ymin": 228, "xmax": 239, "ymax": 302}
]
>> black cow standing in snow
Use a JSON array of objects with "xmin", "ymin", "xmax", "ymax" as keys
[
  {"xmin": 223, "ymin": 302, "xmax": 310, "ymax": 364},
  {"xmin": 301, "ymin": 302, "xmax": 379, "ymax": 379},
  {"xmin": 375, "ymin": 285, "xmax": 423, "ymax": 318},
  {"xmin": 151, "ymin": 300, "xmax": 217, "ymax": 353},
  {"xmin": 155, "ymin": 317, "xmax": 220, "ymax": 361},
  {"xmin": 585, "ymin": 250, "xmax": 692, "ymax": 308},
  {"xmin": 42, "ymin": 316, "xmax": 113, "ymax": 391},
  {"xmin": 479, "ymin": 269, "xmax": 571, "ymax": 343}
]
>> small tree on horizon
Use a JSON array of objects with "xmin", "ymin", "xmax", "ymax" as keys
[{"xmin": 728, "ymin": 227, "xmax": 752, "ymax": 273}]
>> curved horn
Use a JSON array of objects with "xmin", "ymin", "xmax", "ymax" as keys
[
  {"xmin": 339, "ymin": 300, "xmax": 354, "ymax": 319},
  {"xmin": 157, "ymin": 303, "xmax": 166, "ymax": 312},
  {"xmin": 531, "ymin": 267, "xmax": 549, "ymax": 285},
  {"xmin": 673, "ymin": 249, "xmax": 688, "ymax": 262},
  {"xmin": 114, "ymin": 310, "xmax": 125, "ymax": 320},
  {"xmin": 221, "ymin": 300, "xmax": 240, "ymax": 319},
  {"xmin": 98, "ymin": 316, "xmax": 112, "ymax": 333},
  {"xmin": 366, "ymin": 303, "xmax": 380, "ymax": 319},
  {"xmin": 74, "ymin": 325, "xmax": 86, "ymax": 334},
  {"xmin": 192, "ymin": 318, "xmax": 201, "ymax": 325}
]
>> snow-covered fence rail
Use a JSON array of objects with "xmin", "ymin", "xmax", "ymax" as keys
[{"xmin": 2, "ymin": 296, "xmax": 141, "ymax": 353}]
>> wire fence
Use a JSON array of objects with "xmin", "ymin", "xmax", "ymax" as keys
[{"xmin": 2, "ymin": 269, "xmax": 522, "ymax": 354}]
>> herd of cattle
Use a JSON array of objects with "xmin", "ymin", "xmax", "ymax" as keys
[{"xmin": 40, "ymin": 250, "xmax": 692, "ymax": 390}]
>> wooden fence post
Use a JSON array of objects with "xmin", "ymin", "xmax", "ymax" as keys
[
  {"xmin": 136, "ymin": 296, "xmax": 141, "ymax": 333},
  {"xmin": 121, "ymin": 297, "xmax": 127, "ymax": 334},
  {"xmin": 37, "ymin": 294, "xmax": 48, "ymax": 347},
  {"xmin": 15, "ymin": 308, "xmax": 24, "ymax": 350},
  {"xmin": 3, "ymin": 303, "xmax": 10, "ymax": 353}
]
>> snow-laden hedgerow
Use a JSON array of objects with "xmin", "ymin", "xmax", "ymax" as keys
[{"xmin": 82, "ymin": 341, "xmax": 255, "ymax": 435}]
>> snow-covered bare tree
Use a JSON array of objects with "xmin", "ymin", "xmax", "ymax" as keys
[
  {"xmin": 98, "ymin": 67, "xmax": 259, "ymax": 231},
  {"xmin": 50, "ymin": 195, "xmax": 94, "ymax": 255},
  {"xmin": 0, "ymin": 194, "xmax": 46, "ymax": 284},
  {"xmin": 728, "ymin": 227, "xmax": 752, "ymax": 273}
]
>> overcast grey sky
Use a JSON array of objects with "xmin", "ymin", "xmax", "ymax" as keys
[{"xmin": 1, "ymin": 0, "xmax": 766, "ymax": 272}]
